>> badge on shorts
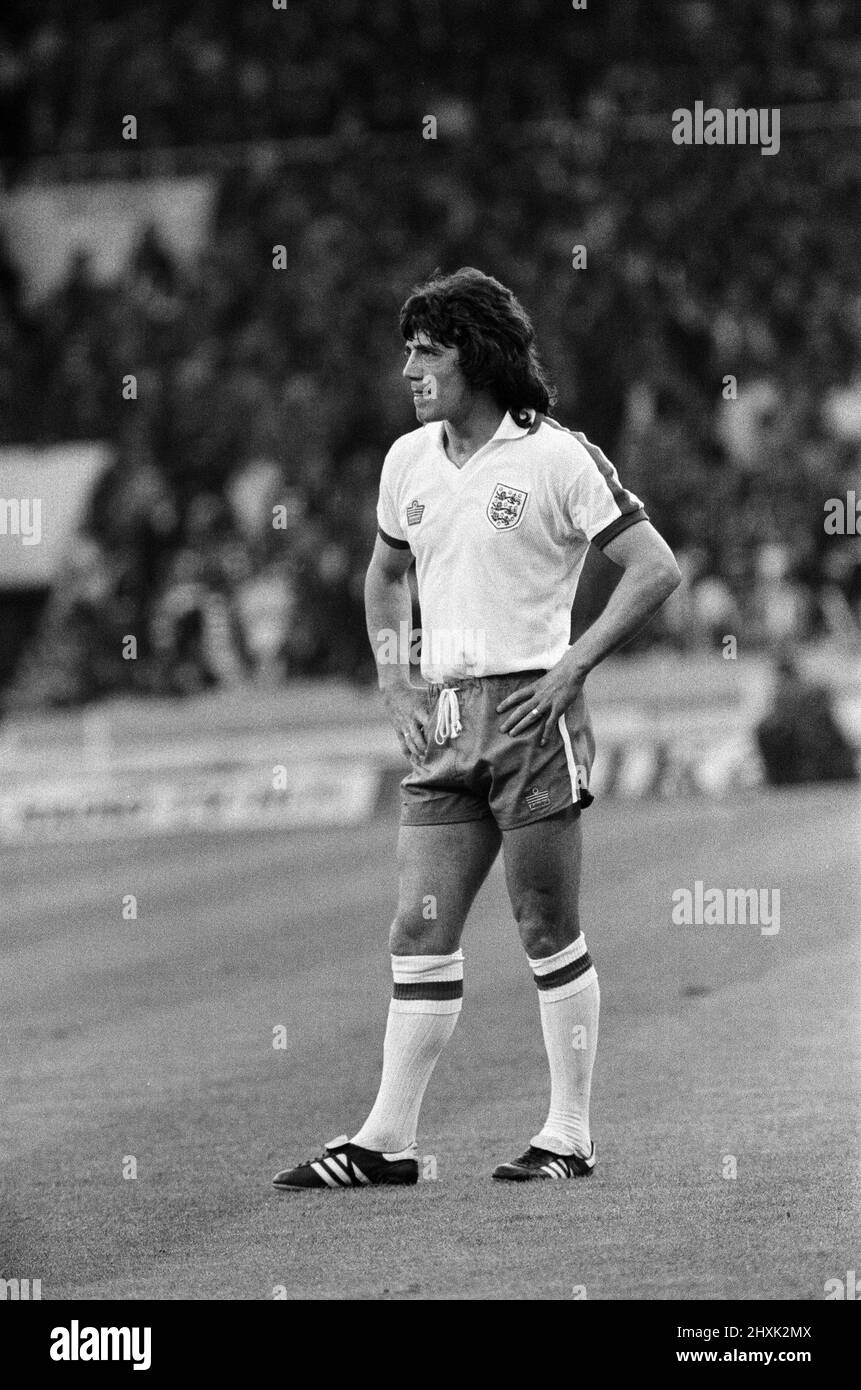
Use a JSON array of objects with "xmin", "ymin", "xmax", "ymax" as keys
[
  {"xmin": 487, "ymin": 482, "xmax": 528, "ymax": 531},
  {"xmin": 525, "ymin": 787, "xmax": 551, "ymax": 811}
]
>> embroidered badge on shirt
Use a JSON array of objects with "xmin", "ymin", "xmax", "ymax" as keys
[{"xmin": 487, "ymin": 483, "xmax": 528, "ymax": 531}]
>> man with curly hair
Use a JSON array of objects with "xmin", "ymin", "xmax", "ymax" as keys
[{"xmin": 273, "ymin": 268, "xmax": 680, "ymax": 1190}]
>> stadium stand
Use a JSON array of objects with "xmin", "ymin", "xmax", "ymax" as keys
[{"xmin": 0, "ymin": 0, "xmax": 859, "ymax": 707}]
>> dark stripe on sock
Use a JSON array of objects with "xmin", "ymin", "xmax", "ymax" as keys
[
  {"xmin": 392, "ymin": 979, "xmax": 463, "ymax": 1000},
  {"xmin": 533, "ymin": 953, "xmax": 593, "ymax": 990}
]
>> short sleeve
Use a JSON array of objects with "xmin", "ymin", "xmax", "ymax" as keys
[
  {"xmin": 376, "ymin": 453, "xmax": 410, "ymax": 549},
  {"xmin": 561, "ymin": 431, "xmax": 648, "ymax": 548}
]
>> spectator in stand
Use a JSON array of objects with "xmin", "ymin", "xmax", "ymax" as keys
[
  {"xmin": 756, "ymin": 648, "xmax": 858, "ymax": 785},
  {"xmin": 1, "ymin": 0, "xmax": 859, "ymax": 702}
]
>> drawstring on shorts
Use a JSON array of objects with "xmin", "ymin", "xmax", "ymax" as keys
[{"xmin": 434, "ymin": 686, "xmax": 463, "ymax": 745}]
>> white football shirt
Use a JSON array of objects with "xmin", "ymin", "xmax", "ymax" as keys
[{"xmin": 376, "ymin": 409, "xmax": 647, "ymax": 682}]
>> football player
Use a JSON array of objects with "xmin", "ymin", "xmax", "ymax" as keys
[{"xmin": 274, "ymin": 268, "xmax": 680, "ymax": 1190}]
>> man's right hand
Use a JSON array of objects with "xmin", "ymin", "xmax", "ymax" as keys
[{"xmin": 381, "ymin": 681, "xmax": 430, "ymax": 764}]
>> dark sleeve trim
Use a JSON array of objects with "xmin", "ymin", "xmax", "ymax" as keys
[
  {"xmin": 592, "ymin": 507, "xmax": 649, "ymax": 551},
  {"xmin": 378, "ymin": 525, "xmax": 411, "ymax": 550}
]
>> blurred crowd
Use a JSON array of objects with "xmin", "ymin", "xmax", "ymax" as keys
[
  {"xmin": 1, "ymin": 0, "xmax": 857, "ymax": 161},
  {"xmin": 0, "ymin": 0, "xmax": 859, "ymax": 706}
]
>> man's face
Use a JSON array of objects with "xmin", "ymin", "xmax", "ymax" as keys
[{"xmin": 402, "ymin": 334, "xmax": 470, "ymax": 423}]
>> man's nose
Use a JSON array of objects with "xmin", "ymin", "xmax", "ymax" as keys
[{"xmin": 402, "ymin": 351, "xmax": 422, "ymax": 379}]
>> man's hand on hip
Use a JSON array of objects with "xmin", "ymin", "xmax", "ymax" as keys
[
  {"xmin": 496, "ymin": 650, "xmax": 587, "ymax": 745},
  {"xmin": 382, "ymin": 679, "xmax": 430, "ymax": 764}
]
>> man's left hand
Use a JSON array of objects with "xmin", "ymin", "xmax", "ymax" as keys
[{"xmin": 496, "ymin": 649, "xmax": 587, "ymax": 745}]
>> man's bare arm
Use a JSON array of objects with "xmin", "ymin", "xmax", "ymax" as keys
[
  {"xmin": 365, "ymin": 534, "xmax": 413, "ymax": 684},
  {"xmin": 567, "ymin": 520, "xmax": 681, "ymax": 677},
  {"xmin": 569, "ymin": 542, "xmax": 624, "ymax": 645},
  {"xmin": 364, "ymin": 535, "xmax": 428, "ymax": 761},
  {"xmin": 498, "ymin": 520, "xmax": 681, "ymax": 740}
]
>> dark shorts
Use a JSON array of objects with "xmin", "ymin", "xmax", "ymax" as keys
[{"xmin": 400, "ymin": 671, "xmax": 596, "ymax": 830}]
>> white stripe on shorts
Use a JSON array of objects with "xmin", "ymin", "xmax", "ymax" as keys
[{"xmin": 557, "ymin": 714, "xmax": 582, "ymax": 804}]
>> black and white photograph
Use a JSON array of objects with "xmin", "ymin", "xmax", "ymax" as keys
[{"xmin": 1, "ymin": 0, "xmax": 859, "ymax": 1330}]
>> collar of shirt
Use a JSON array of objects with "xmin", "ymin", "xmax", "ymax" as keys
[{"xmin": 428, "ymin": 408, "xmax": 536, "ymax": 458}]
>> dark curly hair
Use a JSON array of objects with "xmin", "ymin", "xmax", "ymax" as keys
[{"xmin": 399, "ymin": 267, "xmax": 556, "ymax": 421}]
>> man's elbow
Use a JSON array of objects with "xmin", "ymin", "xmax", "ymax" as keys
[
  {"xmin": 662, "ymin": 554, "xmax": 683, "ymax": 594},
  {"xmin": 650, "ymin": 553, "xmax": 682, "ymax": 602}
]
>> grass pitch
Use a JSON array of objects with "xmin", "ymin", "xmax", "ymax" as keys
[{"xmin": 1, "ymin": 787, "xmax": 858, "ymax": 1299}]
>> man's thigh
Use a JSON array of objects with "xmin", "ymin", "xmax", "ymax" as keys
[
  {"xmin": 501, "ymin": 807, "xmax": 582, "ymax": 957},
  {"xmin": 393, "ymin": 819, "xmax": 502, "ymax": 954}
]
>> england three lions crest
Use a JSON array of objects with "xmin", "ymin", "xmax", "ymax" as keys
[{"xmin": 487, "ymin": 482, "xmax": 528, "ymax": 531}]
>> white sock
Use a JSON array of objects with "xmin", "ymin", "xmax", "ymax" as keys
[
  {"xmin": 351, "ymin": 950, "xmax": 463, "ymax": 1152},
  {"xmin": 528, "ymin": 936, "xmax": 599, "ymax": 1158}
]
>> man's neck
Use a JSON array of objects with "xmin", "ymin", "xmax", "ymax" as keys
[{"xmin": 442, "ymin": 403, "xmax": 506, "ymax": 468}]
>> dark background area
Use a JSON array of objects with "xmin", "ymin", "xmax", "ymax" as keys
[{"xmin": 0, "ymin": 0, "xmax": 858, "ymax": 706}]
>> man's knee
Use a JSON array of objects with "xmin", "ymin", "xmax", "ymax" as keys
[
  {"xmin": 513, "ymin": 896, "xmax": 580, "ymax": 959},
  {"xmin": 389, "ymin": 909, "xmax": 457, "ymax": 956}
]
